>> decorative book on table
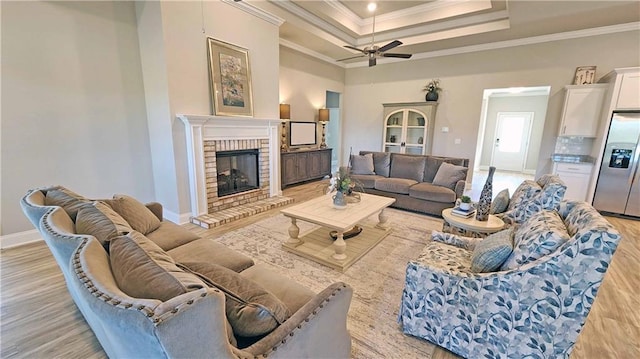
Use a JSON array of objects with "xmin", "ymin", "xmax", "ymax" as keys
[{"xmin": 452, "ymin": 206, "xmax": 476, "ymax": 218}]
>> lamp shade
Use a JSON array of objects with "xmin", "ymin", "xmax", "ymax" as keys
[
  {"xmin": 318, "ymin": 108, "xmax": 330, "ymax": 122},
  {"xmin": 280, "ymin": 104, "xmax": 290, "ymax": 120}
]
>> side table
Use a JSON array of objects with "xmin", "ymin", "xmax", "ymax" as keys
[{"xmin": 441, "ymin": 208, "xmax": 505, "ymax": 238}]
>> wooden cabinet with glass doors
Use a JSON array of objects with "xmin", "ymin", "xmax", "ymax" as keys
[{"xmin": 382, "ymin": 102, "xmax": 437, "ymax": 155}]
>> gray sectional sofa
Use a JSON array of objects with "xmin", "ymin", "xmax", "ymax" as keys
[
  {"xmin": 21, "ymin": 186, "xmax": 353, "ymax": 358},
  {"xmin": 350, "ymin": 151, "xmax": 469, "ymax": 216}
]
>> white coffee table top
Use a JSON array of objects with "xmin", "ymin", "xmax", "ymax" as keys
[
  {"xmin": 442, "ymin": 208, "xmax": 505, "ymax": 233},
  {"xmin": 281, "ymin": 193, "xmax": 395, "ymax": 231}
]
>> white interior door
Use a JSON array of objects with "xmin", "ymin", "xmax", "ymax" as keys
[{"xmin": 491, "ymin": 112, "xmax": 533, "ymax": 172}]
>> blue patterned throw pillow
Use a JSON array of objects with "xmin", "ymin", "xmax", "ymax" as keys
[
  {"xmin": 501, "ymin": 210, "xmax": 570, "ymax": 270},
  {"xmin": 470, "ymin": 228, "xmax": 514, "ymax": 272}
]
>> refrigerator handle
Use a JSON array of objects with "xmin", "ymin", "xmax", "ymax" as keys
[{"xmin": 629, "ymin": 141, "xmax": 640, "ymax": 187}]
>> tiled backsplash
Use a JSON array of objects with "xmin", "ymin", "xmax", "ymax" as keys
[{"xmin": 554, "ymin": 137, "xmax": 594, "ymax": 155}]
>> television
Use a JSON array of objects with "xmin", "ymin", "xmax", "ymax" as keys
[{"xmin": 289, "ymin": 121, "xmax": 317, "ymax": 147}]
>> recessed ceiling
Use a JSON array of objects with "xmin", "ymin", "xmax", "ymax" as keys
[{"xmin": 238, "ymin": 0, "xmax": 640, "ymax": 67}]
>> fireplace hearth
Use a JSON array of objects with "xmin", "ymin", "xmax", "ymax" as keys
[{"xmin": 216, "ymin": 149, "xmax": 259, "ymax": 197}]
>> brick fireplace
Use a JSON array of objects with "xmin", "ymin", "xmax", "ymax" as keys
[{"xmin": 178, "ymin": 114, "xmax": 283, "ymax": 220}]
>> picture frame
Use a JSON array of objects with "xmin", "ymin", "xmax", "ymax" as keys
[
  {"xmin": 573, "ymin": 66, "xmax": 597, "ymax": 85},
  {"xmin": 207, "ymin": 37, "xmax": 253, "ymax": 117}
]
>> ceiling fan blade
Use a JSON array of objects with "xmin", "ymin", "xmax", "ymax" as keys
[
  {"xmin": 382, "ymin": 53, "xmax": 412, "ymax": 59},
  {"xmin": 369, "ymin": 57, "xmax": 377, "ymax": 67},
  {"xmin": 344, "ymin": 45, "xmax": 365, "ymax": 53},
  {"xmin": 378, "ymin": 40, "xmax": 402, "ymax": 53},
  {"xmin": 337, "ymin": 54, "xmax": 366, "ymax": 62}
]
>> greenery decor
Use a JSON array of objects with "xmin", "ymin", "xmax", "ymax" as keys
[
  {"xmin": 423, "ymin": 79, "xmax": 442, "ymax": 93},
  {"xmin": 460, "ymin": 195, "xmax": 472, "ymax": 203}
]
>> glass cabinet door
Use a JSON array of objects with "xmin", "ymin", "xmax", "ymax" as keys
[
  {"xmin": 405, "ymin": 110, "xmax": 426, "ymax": 151},
  {"xmin": 384, "ymin": 111, "xmax": 404, "ymax": 152}
]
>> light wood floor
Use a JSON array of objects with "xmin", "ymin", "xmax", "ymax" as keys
[{"xmin": 1, "ymin": 179, "xmax": 638, "ymax": 358}]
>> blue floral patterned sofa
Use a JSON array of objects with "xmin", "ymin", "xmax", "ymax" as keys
[{"xmin": 398, "ymin": 200, "xmax": 621, "ymax": 358}]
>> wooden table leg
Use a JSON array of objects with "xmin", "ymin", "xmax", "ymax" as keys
[
  {"xmin": 332, "ymin": 232, "xmax": 347, "ymax": 260},
  {"xmin": 286, "ymin": 218, "xmax": 301, "ymax": 245},
  {"xmin": 376, "ymin": 208, "xmax": 390, "ymax": 229}
]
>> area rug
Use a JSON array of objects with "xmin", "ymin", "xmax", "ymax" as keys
[{"xmin": 200, "ymin": 208, "xmax": 444, "ymax": 358}]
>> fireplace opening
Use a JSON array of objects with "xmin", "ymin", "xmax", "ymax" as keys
[{"xmin": 216, "ymin": 149, "xmax": 260, "ymax": 197}]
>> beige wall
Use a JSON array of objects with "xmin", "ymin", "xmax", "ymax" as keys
[
  {"xmin": 342, "ymin": 31, "xmax": 640, "ymax": 176},
  {"xmin": 279, "ymin": 46, "xmax": 345, "ymax": 147},
  {"xmin": 1, "ymin": 1, "xmax": 154, "ymax": 235}
]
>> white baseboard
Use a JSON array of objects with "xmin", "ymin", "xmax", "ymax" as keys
[
  {"xmin": 164, "ymin": 210, "xmax": 192, "ymax": 225},
  {"xmin": 0, "ymin": 229, "xmax": 43, "ymax": 249}
]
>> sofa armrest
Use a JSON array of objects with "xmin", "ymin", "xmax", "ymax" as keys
[
  {"xmin": 145, "ymin": 202, "xmax": 163, "ymax": 221},
  {"xmin": 454, "ymin": 180, "xmax": 465, "ymax": 199},
  {"xmin": 240, "ymin": 282, "xmax": 353, "ymax": 358},
  {"xmin": 431, "ymin": 230, "xmax": 481, "ymax": 250}
]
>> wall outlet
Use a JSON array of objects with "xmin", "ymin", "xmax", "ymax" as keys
[
  {"xmin": 441, "ymin": 126, "xmax": 449, "ymax": 133},
  {"xmin": 454, "ymin": 138, "xmax": 461, "ymax": 144}
]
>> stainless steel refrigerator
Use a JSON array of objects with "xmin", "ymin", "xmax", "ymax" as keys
[{"xmin": 593, "ymin": 111, "xmax": 640, "ymax": 217}]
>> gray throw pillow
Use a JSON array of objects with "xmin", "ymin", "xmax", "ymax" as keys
[
  {"xmin": 106, "ymin": 194, "xmax": 161, "ymax": 235},
  {"xmin": 180, "ymin": 261, "xmax": 291, "ymax": 337},
  {"xmin": 76, "ymin": 201, "xmax": 133, "ymax": 248},
  {"xmin": 350, "ymin": 153, "xmax": 375, "ymax": 175},
  {"xmin": 390, "ymin": 155, "xmax": 426, "ymax": 182},
  {"xmin": 470, "ymin": 228, "xmax": 514, "ymax": 272},
  {"xmin": 364, "ymin": 151, "xmax": 391, "ymax": 177},
  {"xmin": 110, "ymin": 231, "xmax": 206, "ymax": 302},
  {"xmin": 490, "ymin": 188, "xmax": 510, "ymax": 214},
  {"xmin": 432, "ymin": 162, "xmax": 468, "ymax": 190}
]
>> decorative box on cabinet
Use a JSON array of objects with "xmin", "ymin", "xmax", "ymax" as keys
[
  {"xmin": 382, "ymin": 102, "xmax": 437, "ymax": 155},
  {"xmin": 553, "ymin": 162, "xmax": 593, "ymax": 201},
  {"xmin": 281, "ymin": 148, "xmax": 332, "ymax": 188},
  {"xmin": 558, "ymin": 84, "xmax": 608, "ymax": 137}
]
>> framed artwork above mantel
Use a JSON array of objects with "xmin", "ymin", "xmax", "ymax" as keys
[{"xmin": 207, "ymin": 37, "xmax": 254, "ymax": 117}]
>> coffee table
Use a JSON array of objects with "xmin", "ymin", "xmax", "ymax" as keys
[
  {"xmin": 441, "ymin": 208, "xmax": 505, "ymax": 238},
  {"xmin": 281, "ymin": 193, "xmax": 395, "ymax": 272}
]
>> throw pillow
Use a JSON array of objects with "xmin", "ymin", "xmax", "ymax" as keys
[
  {"xmin": 75, "ymin": 201, "xmax": 133, "ymax": 248},
  {"xmin": 110, "ymin": 231, "xmax": 206, "ymax": 302},
  {"xmin": 432, "ymin": 162, "xmax": 468, "ymax": 190},
  {"xmin": 44, "ymin": 188, "xmax": 90, "ymax": 221},
  {"xmin": 350, "ymin": 153, "xmax": 375, "ymax": 175},
  {"xmin": 107, "ymin": 194, "xmax": 161, "ymax": 235},
  {"xmin": 470, "ymin": 228, "xmax": 514, "ymax": 272},
  {"xmin": 500, "ymin": 210, "xmax": 570, "ymax": 270},
  {"xmin": 490, "ymin": 188, "xmax": 510, "ymax": 214},
  {"xmin": 180, "ymin": 261, "xmax": 290, "ymax": 337},
  {"xmin": 367, "ymin": 152, "xmax": 391, "ymax": 177},
  {"xmin": 389, "ymin": 155, "xmax": 426, "ymax": 182}
]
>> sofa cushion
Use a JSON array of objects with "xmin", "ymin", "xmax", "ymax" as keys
[
  {"xmin": 75, "ymin": 201, "xmax": 133, "ymax": 248},
  {"xmin": 508, "ymin": 180, "xmax": 542, "ymax": 211},
  {"xmin": 432, "ymin": 162, "xmax": 468, "ymax": 190},
  {"xmin": 110, "ymin": 231, "xmax": 206, "ymax": 302},
  {"xmin": 501, "ymin": 210, "xmax": 570, "ymax": 270},
  {"xmin": 366, "ymin": 151, "xmax": 392, "ymax": 177},
  {"xmin": 350, "ymin": 174, "xmax": 384, "ymax": 189},
  {"xmin": 44, "ymin": 187, "xmax": 90, "ymax": 221},
  {"xmin": 424, "ymin": 157, "xmax": 468, "ymax": 183},
  {"xmin": 167, "ymin": 238, "xmax": 254, "ymax": 272},
  {"xmin": 470, "ymin": 228, "xmax": 514, "ymax": 272},
  {"xmin": 181, "ymin": 261, "xmax": 290, "ymax": 337},
  {"xmin": 374, "ymin": 178, "xmax": 417, "ymax": 194},
  {"xmin": 350, "ymin": 153, "xmax": 375, "ymax": 175},
  {"xmin": 490, "ymin": 188, "xmax": 510, "ymax": 214},
  {"xmin": 408, "ymin": 182, "xmax": 456, "ymax": 203},
  {"xmin": 145, "ymin": 221, "xmax": 200, "ymax": 251},
  {"xmin": 390, "ymin": 155, "xmax": 425, "ymax": 182},
  {"xmin": 106, "ymin": 194, "xmax": 161, "ymax": 235}
]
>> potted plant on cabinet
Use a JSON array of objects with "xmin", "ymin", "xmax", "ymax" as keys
[{"xmin": 423, "ymin": 79, "xmax": 442, "ymax": 102}]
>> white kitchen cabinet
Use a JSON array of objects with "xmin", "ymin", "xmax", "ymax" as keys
[
  {"xmin": 382, "ymin": 102, "xmax": 437, "ymax": 155},
  {"xmin": 558, "ymin": 84, "xmax": 608, "ymax": 137},
  {"xmin": 553, "ymin": 162, "xmax": 594, "ymax": 201},
  {"xmin": 615, "ymin": 72, "xmax": 640, "ymax": 109}
]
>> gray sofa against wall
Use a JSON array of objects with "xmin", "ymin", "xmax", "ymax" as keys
[
  {"xmin": 21, "ymin": 186, "xmax": 353, "ymax": 359},
  {"xmin": 350, "ymin": 151, "xmax": 469, "ymax": 217}
]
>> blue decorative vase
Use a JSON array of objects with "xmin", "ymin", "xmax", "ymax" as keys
[
  {"xmin": 333, "ymin": 190, "xmax": 347, "ymax": 209},
  {"xmin": 475, "ymin": 166, "xmax": 495, "ymax": 221}
]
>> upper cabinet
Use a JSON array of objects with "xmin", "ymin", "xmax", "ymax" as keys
[
  {"xmin": 615, "ymin": 71, "xmax": 640, "ymax": 109},
  {"xmin": 382, "ymin": 102, "xmax": 437, "ymax": 155},
  {"xmin": 558, "ymin": 84, "xmax": 608, "ymax": 137}
]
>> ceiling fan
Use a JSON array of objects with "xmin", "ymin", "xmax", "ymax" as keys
[{"xmin": 337, "ymin": 6, "xmax": 412, "ymax": 67}]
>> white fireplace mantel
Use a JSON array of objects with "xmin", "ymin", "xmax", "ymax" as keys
[{"xmin": 178, "ymin": 114, "xmax": 282, "ymax": 217}]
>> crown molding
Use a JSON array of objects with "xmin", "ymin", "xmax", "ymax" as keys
[
  {"xmin": 222, "ymin": 0, "xmax": 285, "ymax": 26},
  {"xmin": 342, "ymin": 22, "xmax": 640, "ymax": 68},
  {"xmin": 272, "ymin": 0, "xmax": 355, "ymax": 43},
  {"xmin": 280, "ymin": 39, "xmax": 346, "ymax": 68}
]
